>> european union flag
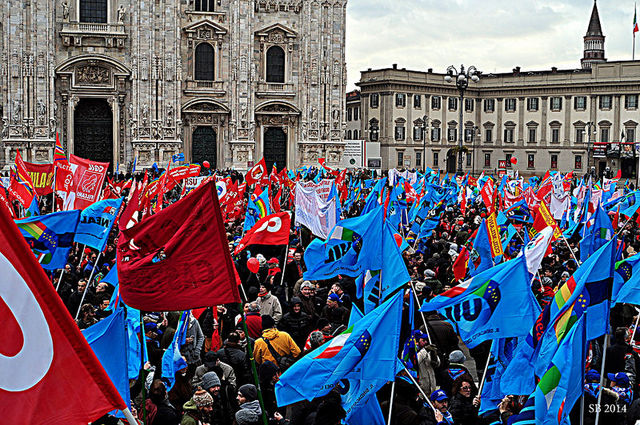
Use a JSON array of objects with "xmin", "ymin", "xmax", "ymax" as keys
[
  {"xmin": 420, "ymin": 256, "xmax": 540, "ymax": 348},
  {"xmin": 612, "ymin": 252, "xmax": 640, "ymax": 306},
  {"xmin": 275, "ymin": 292, "xmax": 403, "ymax": 407},
  {"xmin": 15, "ymin": 210, "xmax": 80, "ymax": 270}
]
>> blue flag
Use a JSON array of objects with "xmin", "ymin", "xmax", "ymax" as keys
[
  {"xmin": 613, "ymin": 252, "xmax": 640, "ymax": 305},
  {"xmin": 26, "ymin": 196, "xmax": 40, "ymax": 217},
  {"xmin": 303, "ymin": 207, "xmax": 384, "ymax": 280},
  {"xmin": 75, "ymin": 198, "xmax": 123, "ymax": 252},
  {"xmin": 340, "ymin": 306, "xmax": 388, "ymax": 425},
  {"xmin": 468, "ymin": 218, "xmax": 495, "ymax": 277},
  {"xmin": 420, "ymin": 256, "xmax": 540, "ymax": 348},
  {"xmin": 579, "ymin": 205, "xmax": 613, "ymax": 263},
  {"xmin": 83, "ymin": 308, "xmax": 131, "ymax": 413},
  {"xmin": 15, "ymin": 210, "xmax": 81, "ymax": 270},
  {"xmin": 534, "ymin": 315, "xmax": 585, "ymax": 425},
  {"xmin": 479, "ymin": 338, "xmax": 519, "ymax": 415},
  {"xmin": 162, "ymin": 311, "xmax": 189, "ymax": 390},
  {"xmin": 172, "ymin": 152, "xmax": 185, "ymax": 163},
  {"xmin": 243, "ymin": 189, "xmax": 271, "ymax": 232},
  {"xmin": 275, "ymin": 291, "xmax": 403, "ymax": 407}
]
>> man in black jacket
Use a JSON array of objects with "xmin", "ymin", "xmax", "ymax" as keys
[
  {"xmin": 148, "ymin": 379, "xmax": 180, "ymax": 425},
  {"xmin": 279, "ymin": 296, "xmax": 312, "ymax": 347}
]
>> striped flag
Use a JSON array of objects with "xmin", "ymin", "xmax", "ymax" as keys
[
  {"xmin": 54, "ymin": 132, "xmax": 67, "ymax": 165},
  {"xmin": 634, "ymin": 6, "xmax": 639, "ymax": 34}
]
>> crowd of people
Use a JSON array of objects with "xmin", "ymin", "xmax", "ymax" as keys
[{"xmin": 32, "ymin": 165, "xmax": 640, "ymax": 425}]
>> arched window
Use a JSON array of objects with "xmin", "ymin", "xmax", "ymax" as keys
[
  {"xmin": 195, "ymin": 43, "xmax": 215, "ymax": 81},
  {"xmin": 347, "ymin": 130, "xmax": 352, "ymax": 139},
  {"xmin": 266, "ymin": 46, "xmax": 285, "ymax": 83},
  {"xmin": 80, "ymin": 0, "xmax": 107, "ymax": 23}
]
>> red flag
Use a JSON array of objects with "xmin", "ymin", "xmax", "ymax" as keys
[
  {"xmin": 234, "ymin": 212, "xmax": 291, "ymax": 254},
  {"xmin": 118, "ymin": 180, "xmax": 240, "ymax": 311},
  {"xmin": 8, "ymin": 151, "xmax": 37, "ymax": 209},
  {"xmin": 480, "ymin": 179, "xmax": 495, "ymax": 214},
  {"xmin": 69, "ymin": 155, "xmax": 109, "ymax": 210},
  {"xmin": 24, "ymin": 162, "xmax": 54, "ymax": 196},
  {"xmin": 0, "ymin": 199, "xmax": 126, "ymax": 422},
  {"xmin": 245, "ymin": 158, "xmax": 267, "ymax": 185},
  {"xmin": 453, "ymin": 246, "xmax": 470, "ymax": 281}
]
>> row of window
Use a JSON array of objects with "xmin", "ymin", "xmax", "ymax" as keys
[
  {"xmin": 194, "ymin": 44, "xmax": 285, "ymax": 82},
  {"xmin": 411, "ymin": 151, "xmax": 583, "ymax": 170},
  {"xmin": 385, "ymin": 123, "xmax": 636, "ymax": 144},
  {"xmin": 370, "ymin": 93, "xmax": 640, "ymax": 112},
  {"xmin": 346, "ymin": 107, "xmax": 360, "ymax": 122},
  {"xmin": 344, "ymin": 130, "xmax": 361, "ymax": 139},
  {"xmin": 79, "ymin": 0, "xmax": 215, "ymax": 23}
]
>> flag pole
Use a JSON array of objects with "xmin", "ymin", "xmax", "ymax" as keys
[
  {"xmin": 403, "ymin": 366, "xmax": 438, "ymax": 413},
  {"xmin": 74, "ymin": 251, "xmax": 102, "ymax": 320},
  {"xmin": 279, "ymin": 242, "xmax": 290, "ymax": 302},
  {"xmin": 55, "ymin": 268, "xmax": 65, "ymax": 292},
  {"xmin": 238, "ymin": 302, "xmax": 269, "ymax": 425},
  {"xmin": 138, "ymin": 310, "xmax": 148, "ymax": 425},
  {"xmin": 476, "ymin": 340, "xmax": 494, "ymax": 396},
  {"xmin": 386, "ymin": 379, "xmax": 396, "ymax": 425},
  {"xmin": 409, "ymin": 281, "xmax": 431, "ymax": 344},
  {"xmin": 594, "ymin": 333, "xmax": 610, "ymax": 425}
]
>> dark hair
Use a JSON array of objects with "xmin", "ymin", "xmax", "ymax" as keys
[{"xmin": 451, "ymin": 376, "xmax": 477, "ymax": 397}]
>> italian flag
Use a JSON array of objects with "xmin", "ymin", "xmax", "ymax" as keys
[
  {"xmin": 635, "ymin": 7, "xmax": 639, "ymax": 34},
  {"xmin": 329, "ymin": 226, "xmax": 354, "ymax": 241},
  {"xmin": 314, "ymin": 326, "xmax": 353, "ymax": 359}
]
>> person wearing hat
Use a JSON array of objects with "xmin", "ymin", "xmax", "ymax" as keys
[
  {"xmin": 234, "ymin": 323, "xmax": 255, "ymax": 352},
  {"xmin": 425, "ymin": 389, "xmax": 454, "ymax": 425},
  {"xmin": 255, "ymin": 281, "xmax": 282, "ymax": 324},
  {"xmin": 200, "ymin": 371, "xmax": 234, "ymax": 425},
  {"xmin": 181, "ymin": 387, "xmax": 214, "ymax": 425},
  {"xmin": 235, "ymin": 384, "xmax": 262, "ymax": 425},
  {"xmin": 279, "ymin": 296, "xmax": 312, "ymax": 348},
  {"xmin": 401, "ymin": 330, "xmax": 440, "ymax": 396},
  {"xmin": 253, "ymin": 315, "xmax": 300, "ymax": 367},
  {"xmin": 193, "ymin": 351, "xmax": 237, "ymax": 395},
  {"xmin": 321, "ymin": 292, "xmax": 349, "ymax": 332},
  {"xmin": 298, "ymin": 281, "xmax": 321, "ymax": 323},
  {"xmin": 437, "ymin": 350, "xmax": 473, "ymax": 397},
  {"xmin": 217, "ymin": 332, "xmax": 251, "ymax": 387},
  {"xmin": 605, "ymin": 372, "xmax": 633, "ymax": 406},
  {"xmin": 242, "ymin": 302, "xmax": 263, "ymax": 339}
]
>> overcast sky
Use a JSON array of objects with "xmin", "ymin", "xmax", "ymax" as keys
[{"xmin": 345, "ymin": 0, "xmax": 638, "ymax": 90}]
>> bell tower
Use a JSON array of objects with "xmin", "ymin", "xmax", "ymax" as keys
[{"xmin": 581, "ymin": 0, "xmax": 606, "ymax": 69}]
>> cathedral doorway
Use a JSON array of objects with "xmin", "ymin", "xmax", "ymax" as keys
[
  {"xmin": 263, "ymin": 127, "xmax": 287, "ymax": 171},
  {"xmin": 74, "ymin": 98, "xmax": 113, "ymax": 165},
  {"xmin": 192, "ymin": 126, "xmax": 217, "ymax": 168}
]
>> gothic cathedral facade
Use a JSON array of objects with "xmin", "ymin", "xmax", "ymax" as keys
[{"xmin": 0, "ymin": 0, "xmax": 348, "ymax": 172}]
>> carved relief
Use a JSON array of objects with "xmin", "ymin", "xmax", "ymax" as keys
[
  {"xmin": 1, "ymin": 118, "xmax": 8, "ymax": 138},
  {"xmin": 11, "ymin": 100, "xmax": 20, "ymax": 124},
  {"xmin": 141, "ymin": 104, "xmax": 149, "ymax": 127},
  {"xmin": 76, "ymin": 65, "xmax": 110, "ymax": 85},
  {"xmin": 139, "ymin": 150, "xmax": 152, "ymax": 163},
  {"xmin": 37, "ymin": 100, "xmax": 46, "ymax": 126},
  {"xmin": 35, "ymin": 150, "xmax": 49, "ymax": 162},
  {"xmin": 166, "ymin": 104, "xmax": 174, "ymax": 127},
  {"xmin": 61, "ymin": 2, "xmax": 69, "ymax": 20}
]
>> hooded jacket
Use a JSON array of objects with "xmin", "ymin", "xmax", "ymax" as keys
[
  {"xmin": 253, "ymin": 328, "xmax": 301, "ymax": 365},
  {"xmin": 235, "ymin": 400, "xmax": 262, "ymax": 425}
]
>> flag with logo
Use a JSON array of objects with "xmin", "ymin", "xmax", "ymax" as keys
[
  {"xmin": 420, "ymin": 255, "xmax": 539, "ymax": 348},
  {"xmin": 243, "ymin": 187, "xmax": 271, "ymax": 233},
  {"xmin": 8, "ymin": 151, "xmax": 37, "ymax": 209},
  {"xmin": 612, "ymin": 252, "xmax": 640, "ymax": 305},
  {"xmin": 275, "ymin": 291, "xmax": 403, "ymax": 406},
  {"xmin": 75, "ymin": 198, "xmax": 124, "ymax": 252},
  {"xmin": 0, "ymin": 198, "xmax": 126, "ymax": 423},
  {"xmin": 579, "ymin": 204, "xmax": 614, "ymax": 263},
  {"xmin": 15, "ymin": 210, "xmax": 81, "ymax": 270},
  {"xmin": 234, "ymin": 212, "xmax": 290, "ymax": 254},
  {"xmin": 303, "ymin": 207, "xmax": 384, "ymax": 281},
  {"xmin": 68, "ymin": 155, "xmax": 109, "ymax": 210},
  {"xmin": 172, "ymin": 152, "xmax": 185, "ymax": 163},
  {"xmin": 245, "ymin": 158, "xmax": 267, "ymax": 185}
]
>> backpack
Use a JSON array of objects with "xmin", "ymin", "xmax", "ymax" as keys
[{"xmin": 262, "ymin": 337, "xmax": 296, "ymax": 371}]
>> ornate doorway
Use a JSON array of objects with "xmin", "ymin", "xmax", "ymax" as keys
[
  {"xmin": 74, "ymin": 98, "xmax": 113, "ymax": 165},
  {"xmin": 263, "ymin": 127, "xmax": 287, "ymax": 171},
  {"xmin": 192, "ymin": 126, "xmax": 217, "ymax": 167},
  {"xmin": 446, "ymin": 149, "xmax": 457, "ymax": 174}
]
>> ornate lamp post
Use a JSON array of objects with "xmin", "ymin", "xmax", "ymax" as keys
[{"xmin": 444, "ymin": 64, "xmax": 479, "ymax": 175}]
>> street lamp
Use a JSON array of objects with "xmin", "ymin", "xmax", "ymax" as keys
[
  {"xmin": 585, "ymin": 121, "xmax": 596, "ymax": 175},
  {"xmin": 422, "ymin": 115, "xmax": 430, "ymax": 173},
  {"xmin": 444, "ymin": 64, "xmax": 479, "ymax": 175}
]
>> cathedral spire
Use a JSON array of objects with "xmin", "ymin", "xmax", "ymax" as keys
[{"xmin": 581, "ymin": 0, "xmax": 606, "ymax": 69}]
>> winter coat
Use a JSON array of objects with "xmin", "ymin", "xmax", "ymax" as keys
[
  {"xmin": 180, "ymin": 399, "xmax": 200, "ymax": 425},
  {"xmin": 181, "ymin": 316, "xmax": 205, "ymax": 365},
  {"xmin": 235, "ymin": 400, "xmax": 262, "ymax": 425},
  {"xmin": 253, "ymin": 328, "xmax": 301, "ymax": 366},
  {"xmin": 320, "ymin": 304, "xmax": 349, "ymax": 330},
  {"xmin": 279, "ymin": 310, "xmax": 312, "ymax": 347},
  {"xmin": 417, "ymin": 346, "xmax": 440, "ymax": 395},
  {"xmin": 193, "ymin": 361, "xmax": 236, "ymax": 389},
  {"xmin": 256, "ymin": 292, "xmax": 282, "ymax": 323},
  {"xmin": 449, "ymin": 393, "xmax": 479, "ymax": 425}
]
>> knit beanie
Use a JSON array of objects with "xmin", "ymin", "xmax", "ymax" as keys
[
  {"xmin": 192, "ymin": 388, "xmax": 214, "ymax": 407},
  {"xmin": 238, "ymin": 384, "xmax": 258, "ymax": 401},
  {"xmin": 201, "ymin": 372, "xmax": 221, "ymax": 390}
]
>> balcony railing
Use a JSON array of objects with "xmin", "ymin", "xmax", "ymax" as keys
[
  {"xmin": 256, "ymin": 82, "xmax": 296, "ymax": 97},
  {"xmin": 184, "ymin": 80, "xmax": 225, "ymax": 91},
  {"xmin": 62, "ymin": 22, "xmax": 126, "ymax": 34}
]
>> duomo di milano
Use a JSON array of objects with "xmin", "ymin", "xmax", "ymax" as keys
[{"xmin": 0, "ymin": 0, "xmax": 348, "ymax": 171}]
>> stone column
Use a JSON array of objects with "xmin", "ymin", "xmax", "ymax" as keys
[
  {"xmin": 540, "ymin": 96, "xmax": 548, "ymax": 144},
  {"xmin": 441, "ymin": 96, "xmax": 447, "ymax": 143},
  {"xmin": 67, "ymin": 95, "xmax": 78, "ymax": 155},
  {"xmin": 517, "ymin": 97, "xmax": 525, "ymax": 144},
  {"xmin": 564, "ymin": 95, "xmax": 572, "ymax": 144},
  {"xmin": 108, "ymin": 96, "xmax": 120, "ymax": 171},
  {"xmin": 496, "ymin": 98, "xmax": 503, "ymax": 144}
]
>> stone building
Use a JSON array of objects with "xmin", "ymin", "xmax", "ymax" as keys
[
  {"xmin": 356, "ymin": 2, "xmax": 640, "ymax": 178},
  {"xmin": 1, "ymin": 0, "xmax": 348, "ymax": 172}
]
